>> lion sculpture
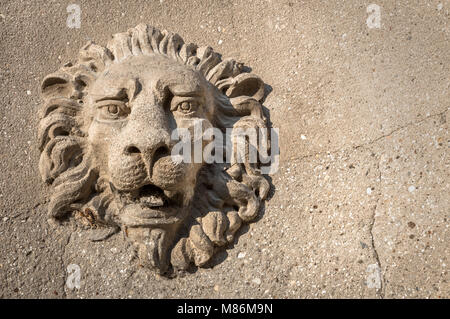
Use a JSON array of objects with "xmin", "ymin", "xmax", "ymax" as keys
[{"xmin": 38, "ymin": 24, "xmax": 271, "ymax": 275}]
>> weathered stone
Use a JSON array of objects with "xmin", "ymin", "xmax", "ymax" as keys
[{"xmin": 38, "ymin": 24, "xmax": 271, "ymax": 275}]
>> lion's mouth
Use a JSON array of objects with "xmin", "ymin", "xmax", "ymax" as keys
[
  {"xmin": 114, "ymin": 183, "xmax": 185, "ymax": 227},
  {"xmin": 116, "ymin": 183, "xmax": 171, "ymax": 209},
  {"xmin": 136, "ymin": 184, "xmax": 168, "ymax": 208}
]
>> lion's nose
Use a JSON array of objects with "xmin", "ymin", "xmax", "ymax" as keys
[
  {"xmin": 124, "ymin": 145, "xmax": 141, "ymax": 154},
  {"xmin": 123, "ymin": 143, "xmax": 171, "ymax": 176},
  {"xmin": 124, "ymin": 144, "xmax": 170, "ymax": 159}
]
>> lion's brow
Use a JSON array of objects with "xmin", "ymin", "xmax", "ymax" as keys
[
  {"xmin": 93, "ymin": 79, "xmax": 141, "ymax": 102},
  {"xmin": 169, "ymin": 85, "xmax": 203, "ymax": 97},
  {"xmin": 91, "ymin": 88, "xmax": 127, "ymax": 102}
]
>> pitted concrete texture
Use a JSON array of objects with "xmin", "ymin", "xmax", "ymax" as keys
[{"xmin": 0, "ymin": 0, "xmax": 448, "ymax": 298}]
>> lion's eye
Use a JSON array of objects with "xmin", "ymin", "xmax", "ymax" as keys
[
  {"xmin": 180, "ymin": 102, "xmax": 192, "ymax": 111},
  {"xmin": 176, "ymin": 101, "xmax": 199, "ymax": 114},
  {"xmin": 169, "ymin": 96, "xmax": 203, "ymax": 117},
  {"xmin": 96, "ymin": 101, "xmax": 130, "ymax": 121},
  {"xmin": 107, "ymin": 104, "xmax": 119, "ymax": 115}
]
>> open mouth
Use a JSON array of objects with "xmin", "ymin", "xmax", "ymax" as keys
[
  {"xmin": 136, "ymin": 184, "xmax": 168, "ymax": 208},
  {"xmin": 117, "ymin": 184, "xmax": 169, "ymax": 209},
  {"xmin": 115, "ymin": 183, "xmax": 183, "ymax": 227}
]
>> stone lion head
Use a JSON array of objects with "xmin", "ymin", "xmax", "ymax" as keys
[{"xmin": 38, "ymin": 24, "xmax": 272, "ymax": 275}]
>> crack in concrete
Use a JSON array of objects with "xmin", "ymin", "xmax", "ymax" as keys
[
  {"xmin": 290, "ymin": 108, "xmax": 448, "ymax": 162},
  {"xmin": 355, "ymin": 109, "xmax": 448, "ymax": 150},
  {"xmin": 369, "ymin": 157, "xmax": 385, "ymax": 299},
  {"xmin": 290, "ymin": 109, "xmax": 449, "ymax": 295}
]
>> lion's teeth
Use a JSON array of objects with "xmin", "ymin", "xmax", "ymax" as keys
[{"xmin": 141, "ymin": 195, "xmax": 164, "ymax": 207}]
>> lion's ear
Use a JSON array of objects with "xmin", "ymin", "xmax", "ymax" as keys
[
  {"xmin": 41, "ymin": 71, "xmax": 72, "ymax": 99},
  {"xmin": 225, "ymin": 73, "xmax": 265, "ymax": 102},
  {"xmin": 229, "ymin": 96, "xmax": 263, "ymax": 118}
]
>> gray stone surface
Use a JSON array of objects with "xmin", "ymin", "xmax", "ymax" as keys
[{"xmin": 0, "ymin": 0, "xmax": 448, "ymax": 298}]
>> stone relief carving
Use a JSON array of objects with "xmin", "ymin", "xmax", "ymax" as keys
[{"xmin": 38, "ymin": 24, "xmax": 272, "ymax": 275}]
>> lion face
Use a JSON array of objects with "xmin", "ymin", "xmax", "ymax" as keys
[
  {"xmin": 86, "ymin": 55, "xmax": 211, "ymax": 229},
  {"xmin": 38, "ymin": 24, "xmax": 272, "ymax": 275}
]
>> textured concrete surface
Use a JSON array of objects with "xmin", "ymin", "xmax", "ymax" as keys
[{"xmin": 0, "ymin": 0, "xmax": 448, "ymax": 298}]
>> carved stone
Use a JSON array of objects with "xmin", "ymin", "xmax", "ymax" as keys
[{"xmin": 38, "ymin": 24, "xmax": 270, "ymax": 275}]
